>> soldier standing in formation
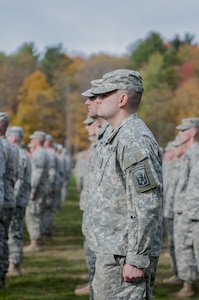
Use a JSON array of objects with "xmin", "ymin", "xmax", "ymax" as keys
[
  {"xmin": 81, "ymin": 69, "xmax": 163, "ymax": 300},
  {"xmin": 6, "ymin": 126, "xmax": 31, "ymax": 277},
  {"xmin": 0, "ymin": 113, "xmax": 19, "ymax": 288},
  {"xmin": 24, "ymin": 131, "xmax": 49, "ymax": 252},
  {"xmin": 171, "ymin": 118, "xmax": 199, "ymax": 298},
  {"xmin": 43, "ymin": 134, "xmax": 59, "ymax": 240}
]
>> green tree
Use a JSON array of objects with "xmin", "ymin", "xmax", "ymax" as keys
[
  {"xmin": 128, "ymin": 32, "xmax": 165, "ymax": 69},
  {"xmin": 40, "ymin": 44, "xmax": 72, "ymax": 85}
]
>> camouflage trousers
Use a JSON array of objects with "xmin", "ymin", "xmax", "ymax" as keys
[
  {"xmin": 8, "ymin": 206, "xmax": 26, "ymax": 265},
  {"xmin": 164, "ymin": 217, "xmax": 177, "ymax": 275},
  {"xmin": 92, "ymin": 253, "xmax": 148, "ymax": 300},
  {"xmin": 174, "ymin": 213, "xmax": 198, "ymax": 283},
  {"xmin": 25, "ymin": 195, "xmax": 45, "ymax": 240},
  {"xmin": 0, "ymin": 208, "xmax": 14, "ymax": 277},
  {"xmin": 42, "ymin": 192, "xmax": 57, "ymax": 236},
  {"xmin": 84, "ymin": 240, "xmax": 96, "ymax": 300}
]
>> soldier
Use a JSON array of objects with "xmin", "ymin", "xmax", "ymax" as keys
[
  {"xmin": 61, "ymin": 148, "xmax": 72, "ymax": 202},
  {"xmin": 74, "ymin": 116, "xmax": 95, "ymax": 193},
  {"xmin": 75, "ymin": 83, "xmax": 111, "ymax": 299},
  {"xmin": 42, "ymin": 134, "xmax": 59, "ymax": 239},
  {"xmin": 54, "ymin": 143, "xmax": 65, "ymax": 209},
  {"xmin": 6, "ymin": 126, "xmax": 31, "ymax": 276},
  {"xmin": 172, "ymin": 118, "xmax": 199, "ymax": 299},
  {"xmin": 162, "ymin": 137, "xmax": 185, "ymax": 285},
  {"xmin": 82, "ymin": 69, "xmax": 163, "ymax": 300},
  {"xmin": 24, "ymin": 131, "xmax": 49, "ymax": 252},
  {"xmin": 0, "ymin": 112, "xmax": 19, "ymax": 289}
]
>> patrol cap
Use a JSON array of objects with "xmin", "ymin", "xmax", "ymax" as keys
[
  {"xmin": 29, "ymin": 131, "xmax": 46, "ymax": 142},
  {"xmin": 91, "ymin": 69, "xmax": 144, "ymax": 95},
  {"xmin": 81, "ymin": 79, "xmax": 103, "ymax": 97},
  {"xmin": 45, "ymin": 134, "xmax": 54, "ymax": 142},
  {"xmin": 0, "ymin": 112, "xmax": 9, "ymax": 123},
  {"xmin": 83, "ymin": 116, "xmax": 94, "ymax": 125},
  {"xmin": 55, "ymin": 143, "xmax": 63, "ymax": 151},
  {"xmin": 6, "ymin": 126, "xmax": 24, "ymax": 139},
  {"xmin": 176, "ymin": 118, "xmax": 199, "ymax": 131}
]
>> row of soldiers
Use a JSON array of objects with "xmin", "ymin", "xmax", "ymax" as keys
[
  {"xmin": 162, "ymin": 118, "xmax": 199, "ymax": 298},
  {"xmin": 0, "ymin": 112, "xmax": 72, "ymax": 289}
]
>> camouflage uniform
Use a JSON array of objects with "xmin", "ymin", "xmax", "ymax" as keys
[
  {"xmin": 25, "ymin": 142, "xmax": 49, "ymax": 243},
  {"xmin": 174, "ymin": 142, "xmax": 199, "ymax": 283},
  {"xmin": 74, "ymin": 150, "xmax": 91, "ymax": 192},
  {"xmin": 42, "ymin": 142, "xmax": 59, "ymax": 238},
  {"xmin": 0, "ymin": 139, "xmax": 5, "ymax": 206},
  {"xmin": 8, "ymin": 145, "xmax": 31, "ymax": 269},
  {"xmin": 0, "ymin": 135, "xmax": 19, "ymax": 279},
  {"xmin": 61, "ymin": 149, "xmax": 72, "ymax": 202},
  {"xmin": 83, "ymin": 114, "xmax": 163, "ymax": 300},
  {"xmin": 163, "ymin": 156, "xmax": 180, "ymax": 276}
]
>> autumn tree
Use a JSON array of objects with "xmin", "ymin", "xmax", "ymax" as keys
[
  {"xmin": 14, "ymin": 70, "xmax": 66, "ymax": 144},
  {"xmin": 0, "ymin": 44, "xmax": 38, "ymax": 115}
]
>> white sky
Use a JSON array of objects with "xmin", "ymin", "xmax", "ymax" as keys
[{"xmin": 0, "ymin": 0, "xmax": 199, "ymax": 57}]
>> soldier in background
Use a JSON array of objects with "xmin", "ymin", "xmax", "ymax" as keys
[
  {"xmin": 61, "ymin": 148, "xmax": 72, "ymax": 202},
  {"xmin": 172, "ymin": 118, "xmax": 199, "ymax": 299},
  {"xmin": 162, "ymin": 137, "xmax": 185, "ymax": 286},
  {"xmin": 6, "ymin": 126, "xmax": 31, "ymax": 277},
  {"xmin": 74, "ymin": 116, "xmax": 95, "ymax": 193},
  {"xmin": 0, "ymin": 112, "xmax": 19, "ymax": 289},
  {"xmin": 24, "ymin": 131, "xmax": 49, "ymax": 252},
  {"xmin": 42, "ymin": 134, "xmax": 59, "ymax": 240},
  {"xmin": 54, "ymin": 143, "xmax": 66, "ymax": 209}
]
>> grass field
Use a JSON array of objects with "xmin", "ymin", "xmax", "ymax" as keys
[{"xmin": 1, "ymin": 175, "xmax": 197, "ymax": 299}]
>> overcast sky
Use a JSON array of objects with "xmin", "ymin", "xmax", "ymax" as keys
[{"xmin": 1, "ymin": 0, "xmax": 199, "ymax": 57}]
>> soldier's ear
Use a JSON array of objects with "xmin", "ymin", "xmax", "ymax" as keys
[{"xmin": 118, "ymin": 93, "xmax": 128, "ymax": 108}]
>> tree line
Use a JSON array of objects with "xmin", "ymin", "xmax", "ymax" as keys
[{"xmin": 0, "ymin": 31, "xmax": 198, "ymax": 154}]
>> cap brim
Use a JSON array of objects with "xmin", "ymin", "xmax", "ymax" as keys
[
  {"xmin": 176, "ymin": 125, "xmax": 190, "ymax": 131},
  {"xmin": 91, "ymin": 86, "xmax": 117, "ymax": 95},
  {"xmin": 81, "ymin": 89, "xmax": 94, "ymax": 97}
]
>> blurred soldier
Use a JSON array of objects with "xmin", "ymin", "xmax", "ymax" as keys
[
  {"xmin": 24, "ymin": 131, "xmax": 49, "ymax": 252},
  {"xmin": 61, "ymin": 148, "xmax": 72, "ymax": 202},
  {"xmin": 74, "ymin": 116, "xmax": 95, "ymax": 193},
  {"xmin": 6, "ymin": 126, "xmax": 31, "ymax": 276},
  {"xmin": 162, "ymin": 137, "xmax": 185, "ymax": 285},
  {"xmin": 172, "ymin": 118, "xmax": 199, "ymax": 299},
  {"xmin": 0, "ymin": 127, "xmax": 5, "ymax": 289},
  {"xmin": 55, "ymin": 143, "xmax": 65, "ymax": 209},
  {"xmin": 82, "ymin": 70, "xmax": 163, "ymax": 300},
  {"xmin": 0, "ymin": 112, "xmax": 19, "ymax": 289},
  {"xmin": 42, "ymin": 134, "xmax": 59, "ymax": 239},
  {"xmin": 75, "ymin": 112, "xmax": 102, "ymax": 298}
]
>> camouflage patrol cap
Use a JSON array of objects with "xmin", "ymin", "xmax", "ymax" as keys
[
  {"xmin": 6, "ymin": 126, "xmax": 24, "ymax": 139},
  {"xmin": 0, "ymin": 112, "xmax": 9, "ymax": 123},
  {"xmin": 81, "ymin": 79, "xmax": 103, "ymax": 97},
  {"xmin": 29, "ymin": 131, "xmax": 46, "ymax": 142},
  {"xmin": 83, "ymin": 116, "xmax": 94, "ymax": 125},
  {"xmin": 176, "ymin": 118, "xmax": 199, "ymax": 131},
  {"xmin": 45, "ymin": 134, "xmax": 54, "ymax": 142},
  {"xmin": 91, "ymin": 69, "xmax": 144, "ymax": 95}
]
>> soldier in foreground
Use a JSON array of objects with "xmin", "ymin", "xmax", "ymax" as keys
[{"xmin": 82, "ymin": 69, "xmax": 163, "ymax": 300}]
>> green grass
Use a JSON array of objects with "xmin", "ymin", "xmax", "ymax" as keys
[{"xmin": 1, "ymin": 175, "xmax": 198, "ymax": 299}]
